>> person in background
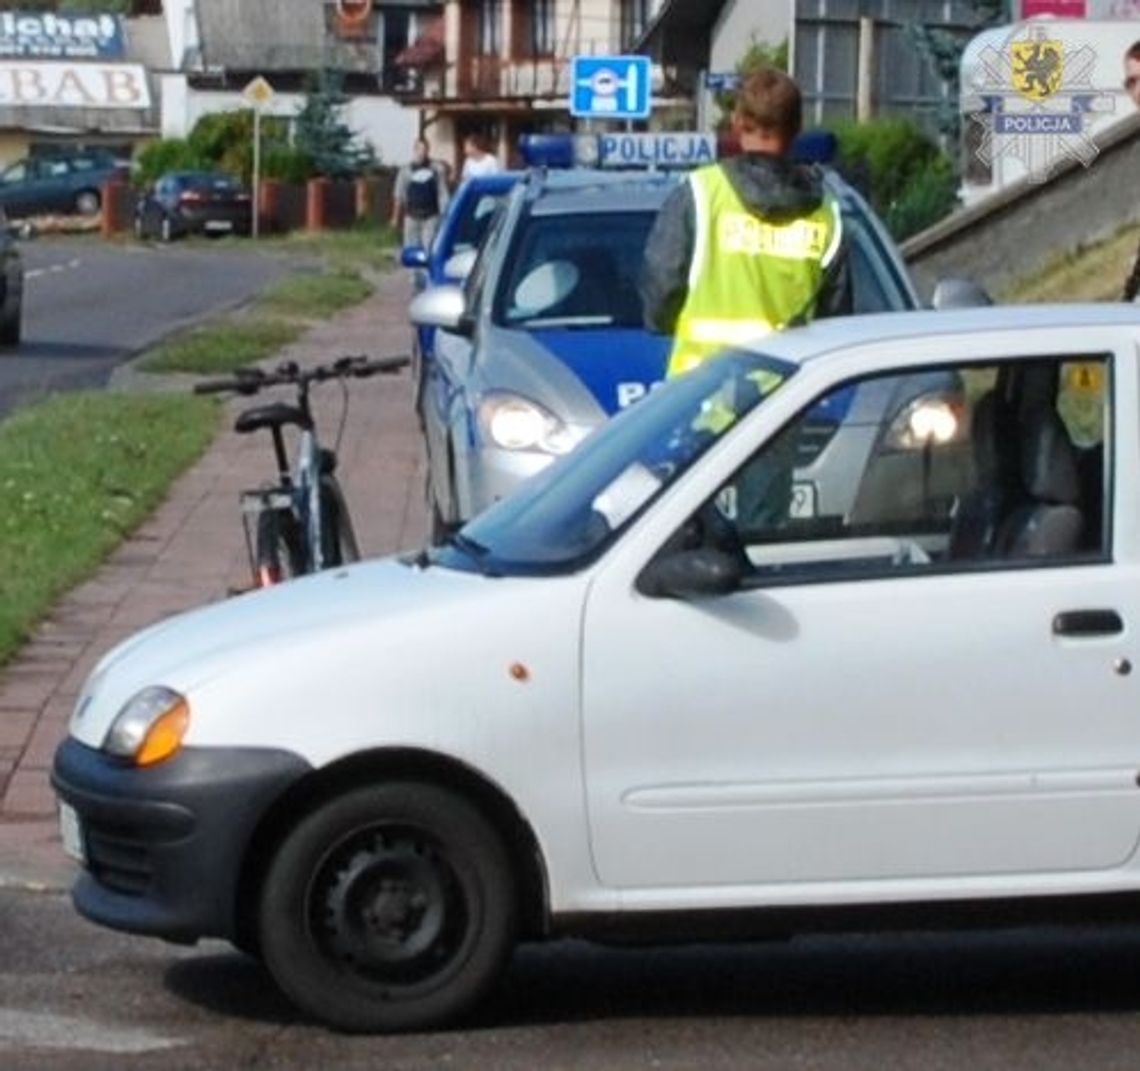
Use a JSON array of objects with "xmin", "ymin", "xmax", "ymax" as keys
[
  {"xmin": 461, "ymin": 133, "xmax": 501, "ymax": 181},
  {"xmin": 392, "ymin": 137, "xmax": 450, "ymax": 254},
  {"xmin": 1122, "ymin": 42, "xmax": 1140, "ymax": 300}
]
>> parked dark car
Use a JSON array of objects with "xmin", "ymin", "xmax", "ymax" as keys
[
  {"xmin": 135, "ymin": 172, "xmax": 253, "ymax": 242},
  {"xmin": 0, "ymin": 151, "xmax": 125, "ymax": 218},
  {"xmin": 0, "ymin": 205, "xmax": 24, "ymax": 347}
]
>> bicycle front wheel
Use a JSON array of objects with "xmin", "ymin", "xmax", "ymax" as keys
[{"xmin": 255, "ymin": 508, "xmax": 306, "ymax": 587}]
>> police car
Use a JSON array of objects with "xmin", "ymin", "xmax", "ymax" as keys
[
  {"xmin": 409, "ymin": 131, "xmax": 983, "ymax": 539},
  {"xmin": 400, "ymin": 171, "xmax": 521, "ymax": 398},
  {"xmin": 53, "ymin": 303, "xmax": 1127, "ymax": 1034}
]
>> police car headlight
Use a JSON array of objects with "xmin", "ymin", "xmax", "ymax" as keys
[
  {"xmin": 103, "ymin": 686, "xmax": 190, "ymax": 766},
  {"xmin": 479, "ymin": 393, "xmax": 582, "ymax": 455},
  {"xmin": 884, "ymin": 394, "xmax": 962, "ymax": 451}
]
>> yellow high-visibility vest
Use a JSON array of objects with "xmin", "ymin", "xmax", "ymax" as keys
[{"xmin": 668, "ymin": 164, "xmax": 842, "ymax": 378}]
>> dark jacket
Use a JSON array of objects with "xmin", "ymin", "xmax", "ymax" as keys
[{"xmin": 640, "ymin": 152, "xmax": 852, "ymax": 335}]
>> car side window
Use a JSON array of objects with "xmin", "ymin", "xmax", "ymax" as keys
[
  {"xmin": 463, "ymin": 206, "xmax": 506, "ymax": 315},
  {"xmin": 2, "ymin": 162, "xmax": 27, "ymax": 184},
  {"xmin": 676, "ymin": 354, "xmax": 1111, "ymax": 585}
]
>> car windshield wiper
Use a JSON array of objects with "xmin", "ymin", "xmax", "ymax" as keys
[
  {"xmin": 512, "ymin": 315, "xmax": 615, "ymax": 329},
  {"xmin": 444, "ymin": 532, "xmax": 498, "ymax": 575}
]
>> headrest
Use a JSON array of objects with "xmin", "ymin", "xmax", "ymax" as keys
[
  {"xmin": 512, "ymin": 259, "xmax": 580, "ymax": 317},
  {"xmin": 1019, "ymin": 407, "xmax": 1080, "ymax": 506}
]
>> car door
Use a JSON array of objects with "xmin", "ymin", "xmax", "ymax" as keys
[
  {"xmin": 425, "ymin": 211, "xmax": 504, "ymax": 522},
  {"xmin": 0, "ymin": 160, "xmax": 36, "ymax": 217},
  {"xmin": 581, "ymin": 333, "xmax": 1140, "ymax": 895}
]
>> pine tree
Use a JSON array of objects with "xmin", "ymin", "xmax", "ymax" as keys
[
  {"xmin": 910, "ymin": 0, "xmax": 1006, "ymax": 144},
  {"xmin": 293, "ymin": 69, "xmax": 375, "ymax": 179}
]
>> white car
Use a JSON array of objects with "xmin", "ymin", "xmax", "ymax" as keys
[{"xmin": 54, "ymin": 304, "xmax": 1125, "ymax": 1033}]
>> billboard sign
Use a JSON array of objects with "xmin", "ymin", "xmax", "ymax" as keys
[
  {"xmin": 0, "ymin": 12, "xmax": 125, "ymax": 61},
  {"xmin": 0, "ymin": 61, "xmax": 151, "ymax": 110}
]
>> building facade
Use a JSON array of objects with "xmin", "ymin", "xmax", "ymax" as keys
[{"xmin": 395, "ymin": 0, "xmax": 667, "ymax": 170}]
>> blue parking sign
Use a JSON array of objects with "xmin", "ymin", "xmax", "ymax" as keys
[{"xmin": 570, "ymin": 55, "xmax": 652, "ymax": 120}]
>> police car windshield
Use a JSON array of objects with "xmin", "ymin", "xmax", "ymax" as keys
[
  {"xmin": 433, "ymin": 351, "xmax": 796, "ymax": 576},
  {"xmin": 494, "ymin": 211, "xmax": 656, "ymax": 329}
]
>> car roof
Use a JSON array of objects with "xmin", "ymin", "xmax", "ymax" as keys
[
  {"xmin": 747, "ymin": 305, "xmax": 1140, "ymax": 365},
  {"xmin": 526, "ymin": 171, "xmax": 677, "ymax": 216}
]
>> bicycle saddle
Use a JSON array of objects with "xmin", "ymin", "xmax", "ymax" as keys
[{"xmin": 234, "ymin": 403, "xmax": 309, "ymax": 435}]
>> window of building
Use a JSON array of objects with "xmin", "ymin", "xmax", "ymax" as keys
[
  {"xmin": 619, "ymin": 0, "xmax": 650, "ymax": 50},
  {"xmin": 475, "ymin": 0, "xmax": 502, "ymax": 55}
]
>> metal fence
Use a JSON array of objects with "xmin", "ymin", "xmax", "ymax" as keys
[{"xmin": 795, "ymin": 0, "xmax": 980, "ymax": 138}]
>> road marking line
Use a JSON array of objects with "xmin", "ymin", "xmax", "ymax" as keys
[
  {"xmin": 0, "ymin": 1008, "xmax": 184, "ymax": 1054},
  {"xmin": 25, "ymin": 259, "xmax": 82, "ymax": 282}
]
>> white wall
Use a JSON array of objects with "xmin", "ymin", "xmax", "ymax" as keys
[
  {"xmin": 162, "ymin": 0, "xmax": 197, "ymax": 71},
  {"xmin": 160, "ymin": 77, "xmax": 418, "ymax": 164},
  {"xmin": 711, "ymin": 0, "xmax": 790, "ymax": 72}
]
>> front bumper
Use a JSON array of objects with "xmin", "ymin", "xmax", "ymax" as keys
[{"xmin": 52, "ymin": 738, "xmax": 309, "ymax": 944}]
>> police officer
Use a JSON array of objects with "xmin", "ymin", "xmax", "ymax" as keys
[
  {"xmin": 641, "ymin": 66, "xmax": 849, "ymax": 378},
  {"xmin": 392, "ymin": 137, "xmax": 450, "ymax": 253}
]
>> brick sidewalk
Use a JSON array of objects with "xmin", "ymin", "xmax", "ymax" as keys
[{"xmin": 0, "ymin": 271, "xmax": 427, "ymax": 889}]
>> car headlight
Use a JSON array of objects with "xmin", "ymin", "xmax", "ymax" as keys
[
  {"xmin": 883, "ymin": 394, "xmax": 963, "ymax": 450},
  {"xmin": 478, "ymin": 392, "xmax": 584, "ymax": 455},
  {"xmin": 103, "ymin": 686, "xmax": 190, "ymax": 766}
]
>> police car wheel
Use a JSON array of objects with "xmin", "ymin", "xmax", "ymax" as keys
[{"xmin": 258, "ymin": 781, "xmax": 517, "ymax": 1033}]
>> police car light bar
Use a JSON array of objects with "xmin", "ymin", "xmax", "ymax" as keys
[{"xmin": 518, "ymin": 132, "xmax": 717, "ymax": 171}]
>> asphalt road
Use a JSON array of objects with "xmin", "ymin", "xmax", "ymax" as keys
[
  {"xmin": 7, "ymin": 887, "xmax": 1140, "ymax": 1069},
  {"xmin": 0, "ymin": 238, "xmax": 295, "ymax": 418}
]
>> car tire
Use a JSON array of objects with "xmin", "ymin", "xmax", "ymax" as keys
[
  {"xmin": 257, "ymin": 782, "xmax": 516, "ymax": 1034},
  {"xmin": 73, "ymin": 189, "xmax": 101, "ymax": 216},
  {"xmin": 0, "ymin": 299, "xmax": 21, "ymax": 348}
]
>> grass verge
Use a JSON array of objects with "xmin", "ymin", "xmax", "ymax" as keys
[
  {"xmin": 0, "ymin": 392, "xmax": 219, "ymax": 666},
  {"xmin": 1003, "ymin": 222, "xmax": 1140, "ymax": 303},
  {"xmin": 257, "ymin": 268, "xmax": 373, "ymax": 319},
  {"xmin": 136, "ymin": 318, "xmax": 304, "ymax": 375}
]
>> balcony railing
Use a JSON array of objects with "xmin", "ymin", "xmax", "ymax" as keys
[{"xmin": 453, "ymin": 55, "xmax": 572, "ymax": 101}]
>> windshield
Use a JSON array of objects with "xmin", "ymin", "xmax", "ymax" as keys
[
  {"xmin": 494, "ymin": 210, "xmax": 656, "ymax": 329},
  {"xmin": 431, "ymin": 351, "xmax": 796, "ymax": 576}
]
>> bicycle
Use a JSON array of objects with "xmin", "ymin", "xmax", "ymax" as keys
[{"xmin": 194, "ymin": 353, "xmax": 410, "ymax": 588}]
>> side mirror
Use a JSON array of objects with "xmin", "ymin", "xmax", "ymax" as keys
[
  {"xmin": 637, "ymin": 548, "xmax": 743, "ymax": 600},
  {"xmin": 443, "ymin": 248, "xmax": 478, "ymax": 283},
  {"xmin": 931, "ymin": 277, "xmax": 992, "ymax": 310},
  {"xmin": 400, "ymin": 245, "xmax": 428, "ymax": 269},
  {"xmin": 409, "ymin": 284, "xmax": 470, "ymax": 335}
]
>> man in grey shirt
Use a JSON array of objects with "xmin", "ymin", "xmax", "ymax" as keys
[{"xmin": 392, "ymin": 137, "xmax": 451, "ymax": 253}]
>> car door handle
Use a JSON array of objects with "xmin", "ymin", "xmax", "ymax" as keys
[{"xmin": 1053, "ymin": 610, "xmax": 1124, "ymax": 637}]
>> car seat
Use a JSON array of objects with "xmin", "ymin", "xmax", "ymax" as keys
[{"xmin": 993, "ymin": 394, "xmax": 1084, "ymax": 559}]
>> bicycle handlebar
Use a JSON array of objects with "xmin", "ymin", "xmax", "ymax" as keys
[{"xmin": 192, "ymin": 354, "xmax": 410, "ymax": 396}]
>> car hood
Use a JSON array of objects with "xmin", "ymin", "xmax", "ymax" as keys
[
  {"xmin": 68, "ymin": 557, "xmax": 502, "ymax": 748},
  {"xmin": 482, "ymin": 324, "xmax": 669, "ymax": 421}
]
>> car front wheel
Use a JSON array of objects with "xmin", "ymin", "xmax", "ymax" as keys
[
  {"xmin": 0, "ymin": 296, "xmax": 21, "ymax": 348},
  {"xmin": 258, "ymin": 782, "xmax": 516, "ymax": 1033}
]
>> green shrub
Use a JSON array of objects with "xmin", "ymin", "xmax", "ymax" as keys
[
  {"xmin": 134, "ymin": 138, "xmax": 209, "ymax": 187},
  {"xmin": 826, "ymin": 117, "xmax": 958, "ymax": 240},
  {"xmin": 885, "ymin": 155, "xmax": 959, "ymax": 242}
]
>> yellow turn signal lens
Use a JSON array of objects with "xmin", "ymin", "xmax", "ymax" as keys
[{"xmin": 135, "ymin": 700, "xmax": 190, "ymax": 767}]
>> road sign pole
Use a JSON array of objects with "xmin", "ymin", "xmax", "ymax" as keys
[{"xmin": 252, "ymin": 104, "xmax": 261, "ymax": 240}]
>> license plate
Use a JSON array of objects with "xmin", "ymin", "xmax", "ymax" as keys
[
  {"xmin": 204, "ymin": 220, "xmax": 233, "ymax": 232},
  {"xmin": 790, "ymin": 481, "xmax": 817, "ymax": 519},
  {"xmin": 59, "ymin": 803, "xmax": 85, "ymax": 864}
]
